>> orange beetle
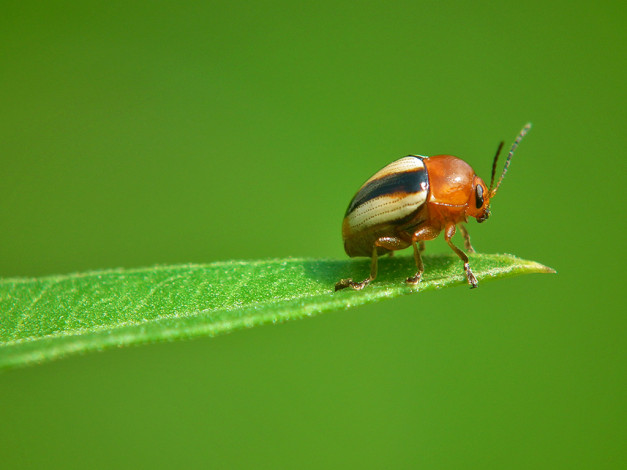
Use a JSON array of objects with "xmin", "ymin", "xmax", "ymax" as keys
[{"xmin": 335, "ymin": 123, "xmax": 532, "ymax": 290}]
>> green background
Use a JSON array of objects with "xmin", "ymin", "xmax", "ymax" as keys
[{"xmin": 1, "ymin": 1, "xmax": 624, "ymax": 468}]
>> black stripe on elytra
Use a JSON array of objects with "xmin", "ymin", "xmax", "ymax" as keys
[{"xmin": 345, "ymin": 165, "xmax": 428, "ymax": 216}]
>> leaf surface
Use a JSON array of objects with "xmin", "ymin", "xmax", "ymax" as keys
[{"xmin": 0, "ymin": 254, "xmax": 554, "ymax": 369}]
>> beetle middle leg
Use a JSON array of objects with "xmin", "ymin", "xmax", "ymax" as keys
[
  {"xmin": 405, "ymin": 241, "xmax": 424, "ymax": 285},
  {"xmin": 404, "ymin": 225, "xmax": 440, "ymax": 286},
  {"xmin": 458, "ymin": 224, "xmax": 475, "ymax": 253},
  {"xmin": 445, "ymin": 224, "xmax": 478, "ymax": 288}
]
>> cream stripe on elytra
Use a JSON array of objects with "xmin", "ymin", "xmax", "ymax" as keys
[
  {"xmin": 364, "ymin": 156, "xmax": 426, "ymax": 185},
  {"xmin": 347, "ymin": 191, "xmax": 427, "ymax": 230},
  {"xmin": 345, "ymin": 157, "xmax": 428, "ymax": 217}
]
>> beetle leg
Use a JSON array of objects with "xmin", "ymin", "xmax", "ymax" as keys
[
  {"xmin": 458, "ymin": 224, "xmax": 475, "ymax": 253},
  {"xmin": 403, "ymin": 226, "xmax": 439, "ymax": 286},
  {"xmin": 335, "ymin": 237, "xmax": 406, "ymax": 291},
  {"xmin": 335, "ymin": 245, "xmax": 378, "ymax": 291},
  {"xmin": 445, "ymin": 224, "xmax": 478, "ymax": 288},
  {"xmin": 405, "ymin": 240, "xmax": 424, "ymax": 285},
  {"xmin": 375, "ymin": 236, "xmax": 406, "ymax": 251}
]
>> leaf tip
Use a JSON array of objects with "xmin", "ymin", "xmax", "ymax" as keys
[{"xmin": 527, "ymin": 261, "xmax": 557, "ymax": 274}]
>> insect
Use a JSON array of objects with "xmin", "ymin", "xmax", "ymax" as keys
[{"xmin": 335, "ymin": 123, "xmax": 532, "ymax": 291}]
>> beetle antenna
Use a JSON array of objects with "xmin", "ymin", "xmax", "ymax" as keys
[
  {"xmin": 491, "ymin": 122, "xmax": 532, "ymax": 197},
  {"xmin": 489, "ymin": 141, "xmax": 505, "ymax": 193}
]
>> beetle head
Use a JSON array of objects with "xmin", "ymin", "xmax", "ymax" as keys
[{"xmin": 466, "ymin": 176, "xmax": 491, "ymax": 223}]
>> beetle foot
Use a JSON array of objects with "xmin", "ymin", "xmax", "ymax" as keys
[
  {"xmin": 405, "ymin": 273, "xmax": 422, "ymax": 286},
  {"xmin": 335, "ymin": 278, "xmax": 371, "ymax": 291},
  {"xmin": 464, "ymin": 263, "xmax": 478, "ymax": 288}
]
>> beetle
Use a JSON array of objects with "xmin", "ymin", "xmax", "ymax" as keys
[{"xmin": 335, "ymin": 123, "xmax": 532, "ymax": 291}]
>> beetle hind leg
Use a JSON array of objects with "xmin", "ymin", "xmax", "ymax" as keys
[
  {"xmin": 334, "ymin": 277, "xmax": 371, "ymax": 291},
  {"xmin": 335, "ymin": 246, "xmax": 379, "ymax": 291},
  {"xmin": 335, "ymin": 237, "xmax": 406, "ymax": 291}
]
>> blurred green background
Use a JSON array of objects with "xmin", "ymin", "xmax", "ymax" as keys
[{"xmin": 1, "ymin": 0, "xmax": 624, "ymax": 468}]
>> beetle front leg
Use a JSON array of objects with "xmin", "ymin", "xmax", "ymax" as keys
[
  {"xmin": 458, "ymin": 224, "xmax": 475, "ymax": 253},
  {"xmin": 445, "ymin": 224, "xmax": 478, "ymax": 288},
  {"xmin": 335, "ymin": 245, "xmax": 379, "ymax": 291}
]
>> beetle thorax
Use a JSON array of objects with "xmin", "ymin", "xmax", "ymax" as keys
[{"xmin": 424, "ymin": 155, "xmax": 475, "ymax": 206}]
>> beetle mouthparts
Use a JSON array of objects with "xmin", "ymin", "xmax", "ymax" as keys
[{"xmin": 477, "ymin": 207, "xmax": 490, "ymax": 223}]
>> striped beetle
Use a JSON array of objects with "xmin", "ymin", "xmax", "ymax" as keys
[{"xmin": 335, "ymin": 123, "xmax": 532, "ymax": 291}]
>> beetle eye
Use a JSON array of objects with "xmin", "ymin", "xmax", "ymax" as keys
[{"xmin": 475, "ymin": 185, "xmax": 484, "ymax": 209}]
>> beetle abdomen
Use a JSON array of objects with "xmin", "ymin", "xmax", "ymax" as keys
[{"xmin": 343, "ymin": 156, "xmax": 429, "ymax": 234}]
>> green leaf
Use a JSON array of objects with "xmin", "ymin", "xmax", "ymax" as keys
[{"xmin": 0, "ymin": 254, "xmax": 554, "ymax": 370}]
